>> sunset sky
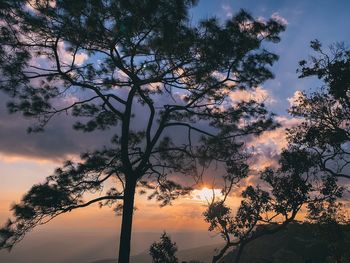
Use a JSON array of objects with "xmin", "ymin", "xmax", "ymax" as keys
[{"xmin": 1, "ymin": 0, "xmax": 350, "ymax": 262}]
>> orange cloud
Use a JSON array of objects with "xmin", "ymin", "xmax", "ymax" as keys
[
  {"xmin": 287, "ymin": 90, "xmax": 305, "ymax": 107},
  {"xmin": 247, "ymin": 116, "xmax": 302, "ymax": 170},
  {"xmin": 229, "ymin": 86, "xmax": 276, "ymax": 105}
]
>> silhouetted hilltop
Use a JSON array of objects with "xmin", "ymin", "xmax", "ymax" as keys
[
  {"xmin": 93, "ymin": 223, "xmax": 350, "ymax": 263},
  {"xmin": 0, "ymin": 231, "xmax": 221, "ymax": 263},
  {"xmin": 222, "ymin": 223, "xmax": 350, "ymax": 263},
  {"xmin": 92, "ymin": 243, "xmax": 222, "ymax": 263}
]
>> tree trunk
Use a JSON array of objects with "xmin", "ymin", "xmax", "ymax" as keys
[
  {"xmin": 234, "ymin": 242, "xmax": 245, "ymax": 263},
  {"xmin": 212, "ymin": 243, "xmax": 230, "ymax": 263},
  {"xmin": 118, "ymin": 177, "xmax": 137, "ymax": 263}
]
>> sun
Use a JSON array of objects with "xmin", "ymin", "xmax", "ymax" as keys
[
  {"xmin": 198, "ymin": 187, "xmax": 214, "ymax": 200},
  {"xmin": 192, "ymin": 187, "xmax": 223, "ymax": 201}
]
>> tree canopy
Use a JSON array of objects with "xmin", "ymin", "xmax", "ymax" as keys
[
  {"xmin": 287, "ymin": 41, "xmax": 350, "ymax": 181},
  {"xmin": 0, "ymin": 1, "xmax": 285, "ymax": 262},
  {"xmin": 203, "ymin": 40, "xmax": 350, "ymax": 263},
  {"xmin": 150, "ymin": 232, "xmax": 178, "ymax": 263}
]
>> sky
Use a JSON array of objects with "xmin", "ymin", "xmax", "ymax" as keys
[{"xmin": 1, "ymin": 0, "xmax": 350, "ymax": 262}]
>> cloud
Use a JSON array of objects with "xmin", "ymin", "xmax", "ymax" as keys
[
  {"xmin": 229, "ymin": 86, "xmax": 276, "ymax": 105},
  {"xmin": 287, "ymin": 90, "xmax": 305, "ymax": 107},
  {"xmin": 0, "ymin": 92, "xmax": 112, "ymax": 162},
  {"xmin": 271, "ymin": 12, "xmax": 289, "ymax": 25},
  {"xmin": 58, "ymin": 41, "xmax": 89, "ymax": 66},
  {"xmin": 221, "ymin": 4, "xmax": 233, "ymax": 18},
  {"xmin": 257, "ymin": 12, "xmax": 288, "ymax": 26},
  {"xmin": 247, "ymin": 116, "xmax": 302, "ymax": 170}
]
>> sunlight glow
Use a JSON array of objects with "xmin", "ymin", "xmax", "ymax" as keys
[{"xmin": 192, "ymin": 187, "xmax": 223, "ymax": 202}]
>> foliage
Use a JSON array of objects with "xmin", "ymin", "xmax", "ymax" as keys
[
  {"xmin": 307, "ymin": 199, "xmax": 350, "ymax": 262},
  {"xmin": 298, "ymin": 40, "xmax": 350, "ymax": 101},
  {"xmin": 203, "ymin": 145, "xmax": 345, "ymax": 263},
  {"xmin": 204, "ymin": 161, "xmax": 309, "ymax": 262},
  {"xmin": 202, "ymin": 40, "xmax": 350, "ymax": 263},
  {"xmin": 150, "ymin": 232, "xmax": 178, "ymax": 263},
  {"xmin": 0, "ymin": 0, "xmax": 285, "ymax": 261},
  {"xmin": 286, "ymin": 40, "xmax": 350, "ymax": 260},
  {"xmin": 288, "ymin": 40, "xmax": 350, "ymax": 180}
]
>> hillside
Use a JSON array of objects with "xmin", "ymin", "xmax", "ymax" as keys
[
  {"xmin": 94, "ymin": 224, "xmax": 350, "ymax": 263},
  {"xmin": 92, "ymin": 243, "xmax": 222, "ymax": 263},
  {"xmin": 222, "ymin": 223, "xmax": 350, "ymax": 263},
  {"xmin": 0, "ymin": 231, "xmax": 221, "ymax": 263}
]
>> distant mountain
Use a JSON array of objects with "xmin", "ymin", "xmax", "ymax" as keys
[
  {"xmin": 0, "ymin": 231, "xmax": 221, "ymax": 263},
  {"xmin": 92, "ymin": 243, "xmax": 223, "ymax": 263}
]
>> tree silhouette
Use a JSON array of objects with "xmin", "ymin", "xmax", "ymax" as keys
[
  {"xmin": 202, "ymin": 40, "xmax": 350, "ymax": 263},
  {"xmin": 283, "ymin": 40, "xmax": 350, "ymax": 262},
  {"xmin": 288, "ymin": 40, "xmax": 350, "ymax": 181},
  {"xmin": 149, "ymin": 233, "xmax": 205, "ymax": 263},
  {"xmin": 307, "ymin": 199, "xmax": 350, "ymax": 263},
  {"xmin": 150, "ymin": 232, "xmax": 178, "ymax": 263},
  {"xmin": 204, "ymin": 161, "xmax": 308, "ymax": 262},
  {"xmin": 204, "ymin": 148, "xmax": 343, "ymax": 263},
  {"xmin": 0, "ymin": 1, "xmax": 285, "ymax": 262}
]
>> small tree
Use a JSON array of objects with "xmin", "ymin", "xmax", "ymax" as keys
[
  {"xmin": 204, "ymin": 166, "xmax": 307, "ymax": 262},
  {"xmin": 288, "ymin": 40, "xmax": 350, "ymax": 180},
  {"xmin": 203, "ymin": 40, "xmax": 350, "ymax": 263},
  {"xmin": 150, "ymin": 232, "xmax": 178, "ymax": 263},
  {"xmin": 286, "ymin": 41, "xmax": 350, "ymax": 262},
  {"xmin": 307, "ymin": 200, "xmax": 350, "ymax": 263},
  {"xmin": 204, "ymin": 148, "xmax": 344, "ymax": 263},
  {"xmin": 0, "ymin": 1, "xmax": 285, "ymax": 262}
]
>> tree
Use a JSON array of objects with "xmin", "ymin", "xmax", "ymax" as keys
[
  {"xmin": 288, "ymin": 40, "xmax": 350, "ymax": 180},
  {"xmin": 307, "ymin": 199, "xmax": 350, "ymax": 263},
  {"xmin": 204, "ymin": 151, "xmax": 310, "ymax": 263},
  {"xmin": 204, "ymin": 148, "xmax": 343, "ymax": 263},
  {"xmin": 0, "ymin": 1, "xmax": 285, "ymax": 262},
  {"xmin": 150, "ymin": 232, "xmax": 178, "ymax": 263},
  {"xmin": 149, "ymin": 233, "xmax": 205, "ymax": 263},
  {"xmin": 285, "ymin": 39, "xmax": 350, "ymax": 263},
  {"xmin": 202, "ymin": 40, "xmax": 350, "ymax": 263}
]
